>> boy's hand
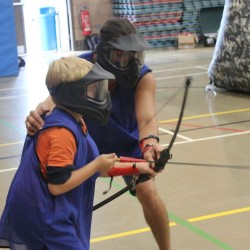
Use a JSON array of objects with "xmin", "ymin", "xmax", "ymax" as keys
[{"xmin": 95, "ymin": 153, "xmax": 118, "ymax": 172}]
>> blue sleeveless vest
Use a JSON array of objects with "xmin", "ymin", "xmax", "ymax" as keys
[{"xmin": 0, "ymin": 109, "xmax": 99, "ymax": 250}]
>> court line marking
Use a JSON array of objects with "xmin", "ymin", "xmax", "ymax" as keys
[
  {"xmin": 161, "ymin": 130, "xmax": 250, "ymax": 147},
  {"xmin": 169, "ymin": 213, "xmax": 235, "ymax": 250},
  {"xmin": 0, "ymin": 65, "xmax": 208, "ymax": 97},
  {"xmin": 168, "ymin": 122, "xmax": 247, "ymax": 133},
  {"xmin": 0, "ymin": 141, "xmax": 23, "ymax": 147},
  {"xmin": 1, "ymin": 131, "xmax": 248, "ymax": 156},
  {"xmin": 1, "ymin": 108, "xmax": 250, "ymax": 148},
  {"xmin": 159, "ymin": 107, "xmax": 250, "ymax": 123},
  {"xmin": 0, "ymin": 94, "xmax": 29, "ymax": 100},
  {"xmin": 0, "ymin": 86, "xmax": 26, "ymax": 92},
  {"xmin": 196, "ymin": 66, "xmax": 209, "ymax": 70},
  {"xmin": 159, "ymin": 127, "xmax": 193, "ymax": 141},
  {"xmin": 0, "ymin": 119, "xmax": 26, "ymax": 134},
  {"xmin": 153, "ymin": 65, "xmax": 209, "ymax": 73},
  {"xmin": 90, "ymin": 207, "xmax": 250, "ymax": 245},
  {"xmin": 156, "ymin": 71, "xmax": 208, "ymax": 80},
  {"xmin": 0, "ymin": 167, "xmax": 18, "ymax": 173}
]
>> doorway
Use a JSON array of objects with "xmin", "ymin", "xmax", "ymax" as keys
[{"xmin": 21, "ymin": 0, "xmax": 72, "ymax": 54}]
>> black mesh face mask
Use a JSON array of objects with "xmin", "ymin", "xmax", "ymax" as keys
[
  {"xmin": 48, "ymin": 63, "xmax": 115, "ymax": 125},
  {"xmin": 97, "ymin": 34, "xmax": 149, "ymax": 88},
  {"xmin": 108, "ymin": 50, "xmax": 145, "ymax": 70}
]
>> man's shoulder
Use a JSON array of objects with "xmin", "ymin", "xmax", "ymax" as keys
[
  {"xmin": 78, "ymin": 51, "xmax": 94, "ymax": 62},
  {"xmin": 139, "ymin": 64, "xmax": 152, "ymax": 77}
]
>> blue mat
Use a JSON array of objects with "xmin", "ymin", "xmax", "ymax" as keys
[{"xmin": 0, "ymin": 1, "xmax": 19, "ymax": 77}]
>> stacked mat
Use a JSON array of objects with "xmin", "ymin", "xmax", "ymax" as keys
[
  {"xmin": 112, "ymin": 0, "xmax": 225, "ymax": 48},
  {"xmin": 207, "ymin": 0, "xmax": 250, "ymax": 94},
  {"xmin": 112, "ymin": 0, "xmax": 184, "ymax": 48},
  {"xmin": 182, "ymin": 0, "xmax": 225, "ymax": 41}
]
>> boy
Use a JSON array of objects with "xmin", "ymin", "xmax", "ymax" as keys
[{"xmin": 0, "ymin": 56, "xmax": 155, "ymax": 250}]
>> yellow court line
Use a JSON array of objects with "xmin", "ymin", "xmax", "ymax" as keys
[
  {"xmin": 159, "ymin": 107, "xmax": 250, "ymax": 124},
  {"xmin": 90, "ymin": 207, "xmax": 250, "ymax": 243},
  {"xmin": 188, "ymin": 207, "xmax": 250, "ymax": 223},
  {"xmin": 0, "ymin": 141, "xmax": 23, "ymax": 147},
  {"xmin": 90, "ymin": 222, "xmax": 177, "ymax": 243}
]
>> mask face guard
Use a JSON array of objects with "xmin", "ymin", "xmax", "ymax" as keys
[
  {"xmin": 48, "ymin": 62, "xmax": 114, "ymax": 125},
  {"xmin": 96, "ymin": 34, "xmax": 150, "ymax": 88},
  {"xmin": 108, "ymin": 50, "xmax": 145, "ymax": 71},
  {"xmin": 98, "ymin": 34, "xmax": 149, "ymax": 71},
  {"xmin": 84, "ymin": 79, "xmax": 109, "ymax": 105}
]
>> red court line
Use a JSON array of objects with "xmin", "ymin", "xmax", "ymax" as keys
[{"xmin": 160, "ymin": 122, "xmax": 246, "ymax": 133}]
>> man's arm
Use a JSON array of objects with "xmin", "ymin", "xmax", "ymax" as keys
[
  {"xmin": 26, "ymin": 96, "xmax": 55, "ymax": 136},
  {"xmin": 135, "ymin": 72, "xmax": 163, "ymax": 163}
]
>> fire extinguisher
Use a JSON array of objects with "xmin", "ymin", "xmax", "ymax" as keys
[{"xmin": 80, "ymin": 6, "xmax": 91, "ymax": 36}]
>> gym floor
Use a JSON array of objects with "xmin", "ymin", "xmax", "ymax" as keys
[{"xmin": 0, "ymin": 47, "xmax": 249, "ymax": 250}]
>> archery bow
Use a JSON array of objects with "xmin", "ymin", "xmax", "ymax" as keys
[{"xmin": 93, "ymin": 76, "xmax": 192, "ymax": 211}]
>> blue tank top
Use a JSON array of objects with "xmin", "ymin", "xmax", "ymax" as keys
[
  {"xmin": 79, "ymin": 51, "xmax": 152, "ymax": 158},
  {"xmin": 0, "ymin": 108, "xmax": 99, "ymax": 250}
]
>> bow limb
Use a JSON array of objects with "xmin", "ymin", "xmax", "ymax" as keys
[{"xmin": 154, "ymin": 76, "xmax": 192, "ymax": 172}]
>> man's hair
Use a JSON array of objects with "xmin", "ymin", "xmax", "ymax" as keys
[
  {"xmin": 99, "ymin": 17, "xmax": 137, "ymax": 42},
  {"xmin": 46, "ymin": 56, "xmax": 93, "ymax": 89}
]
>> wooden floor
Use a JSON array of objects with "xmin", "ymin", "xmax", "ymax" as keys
[{"xmin": 0, "ymin": 47, "xmax": 250, "ymax": 250}]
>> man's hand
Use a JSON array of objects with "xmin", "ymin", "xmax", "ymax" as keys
[
  {"xmin": 143, "ymin": 143, "xmax": 164, "ymax": 172},
  {"xmin": 135, "ymin": 161, "xmax": 157, "ymax": 178},
  {"xmin": 25, "ymin": 109, "xmax": 47, "ymax": 136},
  {"xmin": 25, "ymin": 97, "xmax": 55, "ymax": 136}
]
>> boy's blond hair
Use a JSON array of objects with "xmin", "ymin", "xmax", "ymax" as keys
[{"xmin": 46, "ymin": 56, "xmax": 93, "ymax": 89}]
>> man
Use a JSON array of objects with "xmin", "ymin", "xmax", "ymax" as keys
[{"xmin": 26, "ymin": 18, "xmax": 170, "ymax": 250}]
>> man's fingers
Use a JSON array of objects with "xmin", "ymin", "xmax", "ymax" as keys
[
  {"xmin": 26, "ymin": 118, "xmax": 41, "ymax": 131},
  {"xmin": 30, "ymin": 110, "xmax": 44, "ymax": 125},
  {"xmin": 26, "ymin": 111, "xmax": 44, "ymax": 130},
  {"xmin": 38, "ymin": 108, "xmax": 51, "ymax": 116},
  {"xmin": 149, "ymin": 169, "xmax": 157, "ymax": 178},
  {"xmin": 27, "ymin": 131, "xmax": 36, "ymax": 136},
  {"xmin": 26, "ymin": 126, "xmax": 37, "ymax": 136}
]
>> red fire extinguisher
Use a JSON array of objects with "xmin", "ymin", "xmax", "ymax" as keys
[{"xmin": 80, "ymin": 6, "xmax": 91, "ymax": 36}]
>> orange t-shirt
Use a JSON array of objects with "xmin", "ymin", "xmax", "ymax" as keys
[{"xmin": 36, "ymin": 127, "xmax": 77, "ymax": 179}]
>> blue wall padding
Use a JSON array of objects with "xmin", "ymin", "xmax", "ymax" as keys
[{"xmin": 0, "ymin": 1, "xmax": 19, "ymax": 77}]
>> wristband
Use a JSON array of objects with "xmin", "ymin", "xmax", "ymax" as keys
[{"xmin": 139, "ymin": 134, "xmax": 159, "ymax": 149}]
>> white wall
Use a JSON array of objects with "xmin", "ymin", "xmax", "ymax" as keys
[{"xmin": 22, "ymin": 0, "xmax": 71, "ymax": 53}]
